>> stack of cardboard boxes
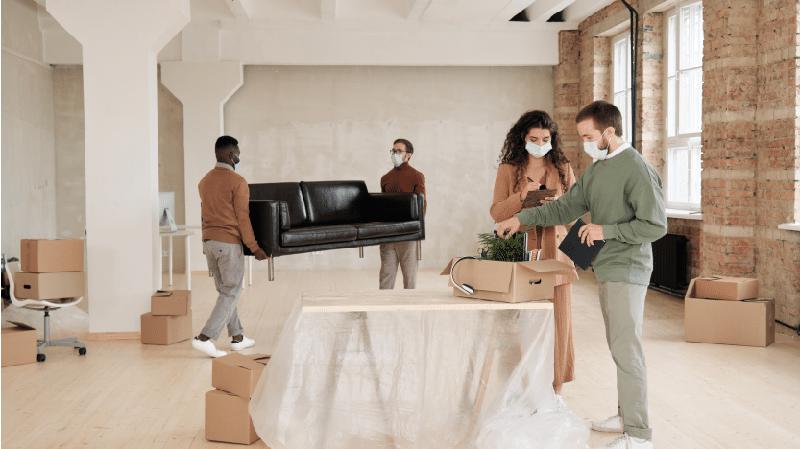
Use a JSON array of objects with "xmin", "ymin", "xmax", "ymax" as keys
[
  {"xmin": 140, "ymin": 290, "xmax": 192, "ymax": 345},
  {"xmin": 206, "ymin": 353, "xmax": 270, "ymax": 445},
  {"xmin": 3, "ymin": 239, "xmax": 86, "ymax": 366},
  {"xmin": 16, "ymin": 239, "xmax": 85, "ymax": 303},
  {"xmin": 685, "ymin": 276, "xmax": 775, "ymax": 347}
]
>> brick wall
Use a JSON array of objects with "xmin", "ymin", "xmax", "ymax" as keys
[
  {"xmin": 555, "ymin": 0, "xmax": 800, "ymax": 325},
  {"xmin": 554, "ymin": 31, "xmax": 583, "ymax": 170}
]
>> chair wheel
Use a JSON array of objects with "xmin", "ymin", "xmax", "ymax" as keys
[
  {"xmin": 36, "ymin": 353, "xmax": 46, "ymax": 362},
  {"xmin": 78, "ymin": 347, "xmax": 87, "ymax": 356}
]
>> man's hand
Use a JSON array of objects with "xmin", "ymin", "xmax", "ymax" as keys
[
  {"xmin": 495, "ymin": 216, "xmax": 521, "ymax": 239},
  {"xmin": 540, "ymin": 193, "xmax": 559, "ymax": 206},
  {"xmin": 253, "ymin": 248, "xmax": 268, "ymax": 261},
  {"xmin": 578, "ymin": 224, "xmax": 604, "ymax": 247}
]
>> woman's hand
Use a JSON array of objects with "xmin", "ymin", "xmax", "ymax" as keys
[{"xmin": 519, "ymin": 181, "xmax": 541, "ymax": 201}]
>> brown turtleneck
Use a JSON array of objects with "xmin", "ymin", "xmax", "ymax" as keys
[{"xmin": 380, "ymin": 162, "xmax": 426, "ymax": 213}]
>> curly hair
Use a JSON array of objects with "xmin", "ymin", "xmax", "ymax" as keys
[{"xmin": 499, "ymin": 110, "xmax": 571, "ymax": 193}]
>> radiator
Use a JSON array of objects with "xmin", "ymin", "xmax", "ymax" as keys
[{"xmin": 650, "ymin": 234, "xmax": 689, "ymax": 295}]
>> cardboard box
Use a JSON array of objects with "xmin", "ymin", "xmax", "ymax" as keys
[
  {"xmin": 14, "ymin": 272, "xmax": 85, "ymax": 300},
  {"xmin": 694, "ymin": 276, "xmax": 759, "ymax": 301},
  {"xmin": 21, "ymin": 239, "xmax": 84, "ymax": 273},
  {"xmin": 685, "ymin": 279, "xmax": 774, "ymax": 347},
  {"xmin": 1, "ymin": 321, "xmax": 38, "ymax": 367},
  {"xmin": 205, "ymin": 389, "xmax": 260, "ymax": 445},
  {"xmin": 151, "ymin": 290, "xmax": 191, "ymax": 316},
  {"xmin": 441, "ymin": 258, "xmax": 576, "ymax": 303},
  {"xmin": 212, "ymin": 353, "xmax": 271, "ymax": 398},
  {"xmin": 140, "ymin": 312, "xmax": 192, "ymax": 345}
]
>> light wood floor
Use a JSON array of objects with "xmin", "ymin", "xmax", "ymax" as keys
[{"xmin": 2, "ymin": 269, "xmax": 799, "ymax": 449}]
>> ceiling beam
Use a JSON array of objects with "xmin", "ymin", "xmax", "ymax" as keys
[
  {"xmin": 495, "ymin": 0, "xmax": 537, "ymax": 22},
  {"xmin": 564, "ymin": 0, "xmax": 617, "ymax": 24},
  {"xmin": 526, "ymin": 0, "xmax": 575, "ymax": 22}
]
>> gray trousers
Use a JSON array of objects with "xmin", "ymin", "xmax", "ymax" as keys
[
  {"xmin": 201, "ymin": 240, "xmax": 245, "ymax": 340},
  {"xmin": 598, "ymin": 281, "xmax": 652, "ymax": 440},
  {"xmin": 379, "ymin": 241, "xmax": 418, "ymax": 289}
]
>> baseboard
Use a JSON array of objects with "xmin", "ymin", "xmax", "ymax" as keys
[{"xmin": 86, "ymin": 332, "xmax": 140, "ymax": 341}]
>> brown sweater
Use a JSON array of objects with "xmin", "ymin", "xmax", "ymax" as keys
[
  {"xmin": 380, "ymin": 162, "xmax": 427, "ymax": 212},
  {"xmin": 490, "ymin": 158, "xmax": 577, "ymax": 284},
  {"xmin": 198, "ymin": 163, "xmax": 259, "ymax": 253}
]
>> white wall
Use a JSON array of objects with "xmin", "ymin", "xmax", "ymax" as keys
[
  {"xmin": 225, "ymin": 65, "xmax": 554, "ymax": 272},
  {"xmin": 1, "ymin": 0, "xmax": 58, "ymax": 257}
]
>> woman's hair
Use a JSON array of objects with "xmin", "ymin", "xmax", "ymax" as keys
[{"xmin": 499, "ymin": 110, "xmax": 570, "ymax": 192}]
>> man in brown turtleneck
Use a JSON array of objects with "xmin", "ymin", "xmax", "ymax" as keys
[{"xmin": 379, "ymin": 138, "xmax": 426, "ymax": 289}]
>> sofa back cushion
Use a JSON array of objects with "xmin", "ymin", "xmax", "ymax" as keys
[
  {"xmin": 249, "ymin": 182, "xmax": 307, "ymax": 227},
  {"xmin": 301, "ymin": 181, "xmax": 368, "ymax": 226}
]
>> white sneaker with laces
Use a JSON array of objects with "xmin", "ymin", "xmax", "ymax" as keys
[
  {"xmin": 230, "ymin": 335, "xmax": 255, "ymax": 351},
  {"xmin": 594, "ymin": 434, "xmax": 652, "ymax": 449},
  {"xmin": 192, "ymin": 338, "xmax": 228, "ymax": 358},
  {"xmin": 592, "ymin": 414, "xmax": 624, "ymax": 433}
]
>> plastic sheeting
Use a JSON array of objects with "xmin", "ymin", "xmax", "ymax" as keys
[{"xmin": 250, "ymin": 290, "xmax": 588, "ymax": 449}]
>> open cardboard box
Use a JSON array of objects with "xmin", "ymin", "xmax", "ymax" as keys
[
  {"xmin": 441, "ymin": 258, "xmax": 576, "ymax": 303},
  {"xmin": 151, "ymin": 290, "xmax": 191, "ymax": 316},
  {"xmin": 1, "ymin": 321, "xmax": 38, "ymax": 367},
  {"xmin": 685, "ymin": 278, "xmax": 774, "ymax": 347},
  {"xmin": 212, "ymin": 353, "xmax": 271, "ymax": 399}
]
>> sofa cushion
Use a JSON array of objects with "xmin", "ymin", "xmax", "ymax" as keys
[
  {"xmin": 280, "ymin": 225, "xmax": 358, "ymax": 248},
  {"xmin": 355, "ymin": 221, "xmax": 421, "ymax": 240},
  {"xmin": 250, "ymin": 182, "xmax": 307, "ymax": 227},
  {"xmin": 301, "ymin": 181, "xmax": 368, "ymax": 226}
]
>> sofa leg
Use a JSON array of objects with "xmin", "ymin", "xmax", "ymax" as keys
[
  {"xmin": 358, "ymin": 247, "xmax": 364, "ymax": 259},
  {"xmin": 417, "ymin": 240, "xmax": 422, "ymax": 261},
  {"xmin": 268, "ymin": 257, "xmax": 275, "ymax": 282}
]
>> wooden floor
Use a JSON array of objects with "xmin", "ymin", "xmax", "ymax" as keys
[{"xmin": 2, "ymin": 269, "xmax": 799, "ymax": 449}]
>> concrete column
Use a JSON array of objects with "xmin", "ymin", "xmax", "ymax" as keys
[
  {"xmin": 161, "ymin": 61, "xmax": 244, "ymax": 271},
  {"xmin": 46, "ymin": 0, "xmax": 189, "ymax": 333}
]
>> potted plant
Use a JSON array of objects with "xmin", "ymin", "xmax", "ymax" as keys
[{"xmin": 477, "ymin": 232, "xmax": 526, "ymax": 262}]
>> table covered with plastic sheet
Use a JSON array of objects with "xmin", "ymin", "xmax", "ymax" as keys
[{"xmin": 250, "ymin": 290, "xmax": 589, "ymax": 449}]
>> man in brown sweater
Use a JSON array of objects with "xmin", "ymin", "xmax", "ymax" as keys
[
  {"xmin": 192, "ymin": 135, "xmax": 267, "ymax": 358},
  {"xmin": 379, "ymin": 138, "xmax": 426, "ymax": 289}
]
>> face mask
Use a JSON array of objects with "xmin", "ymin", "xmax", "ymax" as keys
[
  {"xmin": 525, "ymin": 141, "xmax": 551, "ymax": 158},
  {"xmin": 583, "ymin": 130, "xmax": 609, "ymax": 161},
  {"xmin": 391, "ymin": 153, "xmax": 405, "ymax": 168}
]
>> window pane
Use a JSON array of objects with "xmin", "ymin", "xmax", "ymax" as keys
[
  {"xmin": 667, "ymin": 14, "xmax": 676, "ymax": 75},
  {"xmin": 668, "ymin": 147, "xmax": 690, "ymax": 205},
  {"xmin": 626, "ymin": 88, "xmax": 633, "ymax": 140},
  {"xmin": 680, "ymin": 3, "xmax": 703, "ymax": 70},
  {"xmin": 667, "ymin": 76, "xmax": 676, "ymax": 137},
  {"xmin": 679, "ymin": 67, "xmax": 702, "ymax": 134},
  {"xmin": 614, "ymin": 38, "xmax": 628, "ymax": 93}
]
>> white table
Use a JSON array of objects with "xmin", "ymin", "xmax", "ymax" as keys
[
  {"xmin": 249, "ymin": 290, "xmax": 588, "ymax": 449},
  {"xmin": 159, "ymin": 229, "xmax": 194, "ymax": 290}
]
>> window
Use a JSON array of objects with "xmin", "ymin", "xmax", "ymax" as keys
[
  {"xmin": 612, "ymin": 32, "xmax": 632, "ymax": 141},
  {"xmin": 665, "ymin": 1, "xmax": 703, "ymax": 211}
]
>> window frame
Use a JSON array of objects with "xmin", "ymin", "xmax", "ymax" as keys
[
  {"xmin": 612, "ymin": 31, "xmax": 633, "ymax": 142},
  {"xmin": 664, "ymin": 0, "xmax": 703, "ymax": 212}
]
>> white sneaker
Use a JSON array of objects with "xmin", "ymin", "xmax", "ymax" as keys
[
  {"xmin": 594, "ymin": 434, "xmax": 652, "ymax": 449},
  {"xmin": 592, "ymin": 414, "xmax": 624, "ymax": 433},
  {"xmin": 230, "ymin": 335, "xmax": 255, "ymax": 351},
  {"xmin": 192, "ymin": 338, "xmax": 227, "ymax": 358}
]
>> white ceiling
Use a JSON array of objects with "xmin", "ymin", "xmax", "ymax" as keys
[{"xmin": 36, "ymin": 0, "xmax": 618, "ymax": 66}]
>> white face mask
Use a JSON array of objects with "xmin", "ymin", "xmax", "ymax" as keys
[
  {"xmin": 525, "ymin": 141, "xmax": 552, "ymax": 158},
  {"xmin": 583, "ymin": 130, "xmax": 609, "ymax": 161},
  {"xmin": 391, "ymin": 153, "xmax": 405, "ymax": 168}
]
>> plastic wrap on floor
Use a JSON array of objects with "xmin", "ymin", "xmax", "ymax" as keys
[
  {"xmin": 2, "ymin": 304, "xmax": 88, "ymax": 339},
  {"xmin": 250, "ymin": 293, "xmax": 589, "ymax": 449}
]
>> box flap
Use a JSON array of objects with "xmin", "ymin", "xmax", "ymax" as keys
[
  {"xmin": 219, "ymin": 353, "xmax": 269, "ymax": 371},
  {"xmin": 153, "ymin": 290, "xmax": 173, "ymax": 297},
  {"xmin": 2, "ymin": 321, "xmax": 35, "ymax": 331}
]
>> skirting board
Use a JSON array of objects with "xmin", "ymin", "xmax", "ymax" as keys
[{"xmin": 86, "ymin": 332, "xmax": 140, "ymax": 341}]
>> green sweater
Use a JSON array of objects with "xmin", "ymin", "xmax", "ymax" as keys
[{"xmin": 518, "ymin": 146, "xmax": 667, "ymax": 285}]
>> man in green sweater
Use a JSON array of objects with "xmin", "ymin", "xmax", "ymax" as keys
[{"xmin": 496, "ymin": 101, "xmax": 666, "ymax": 449}]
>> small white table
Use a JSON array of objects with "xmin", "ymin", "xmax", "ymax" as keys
[{"xmin": 159, "ymin": 229, "xmax": 194, "ymax": 290}]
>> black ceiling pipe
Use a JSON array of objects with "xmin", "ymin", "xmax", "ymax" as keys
[{"xmin": 620, "ymin": 0, "xmax": 639, "ymax": 147}]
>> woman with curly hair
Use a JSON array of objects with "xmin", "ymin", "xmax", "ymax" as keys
[{"xmin": 490, "ymin": 109, "xmax": 578, "ymax": 395}]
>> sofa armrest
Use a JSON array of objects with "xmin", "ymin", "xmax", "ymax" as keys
[
  {"xmin": 365, "ymin": 193, "xmax": 420, "ymax": 222},
  {"xmin": 248, "ymin": 200, "xmax": 286, "ymax": 256}
]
